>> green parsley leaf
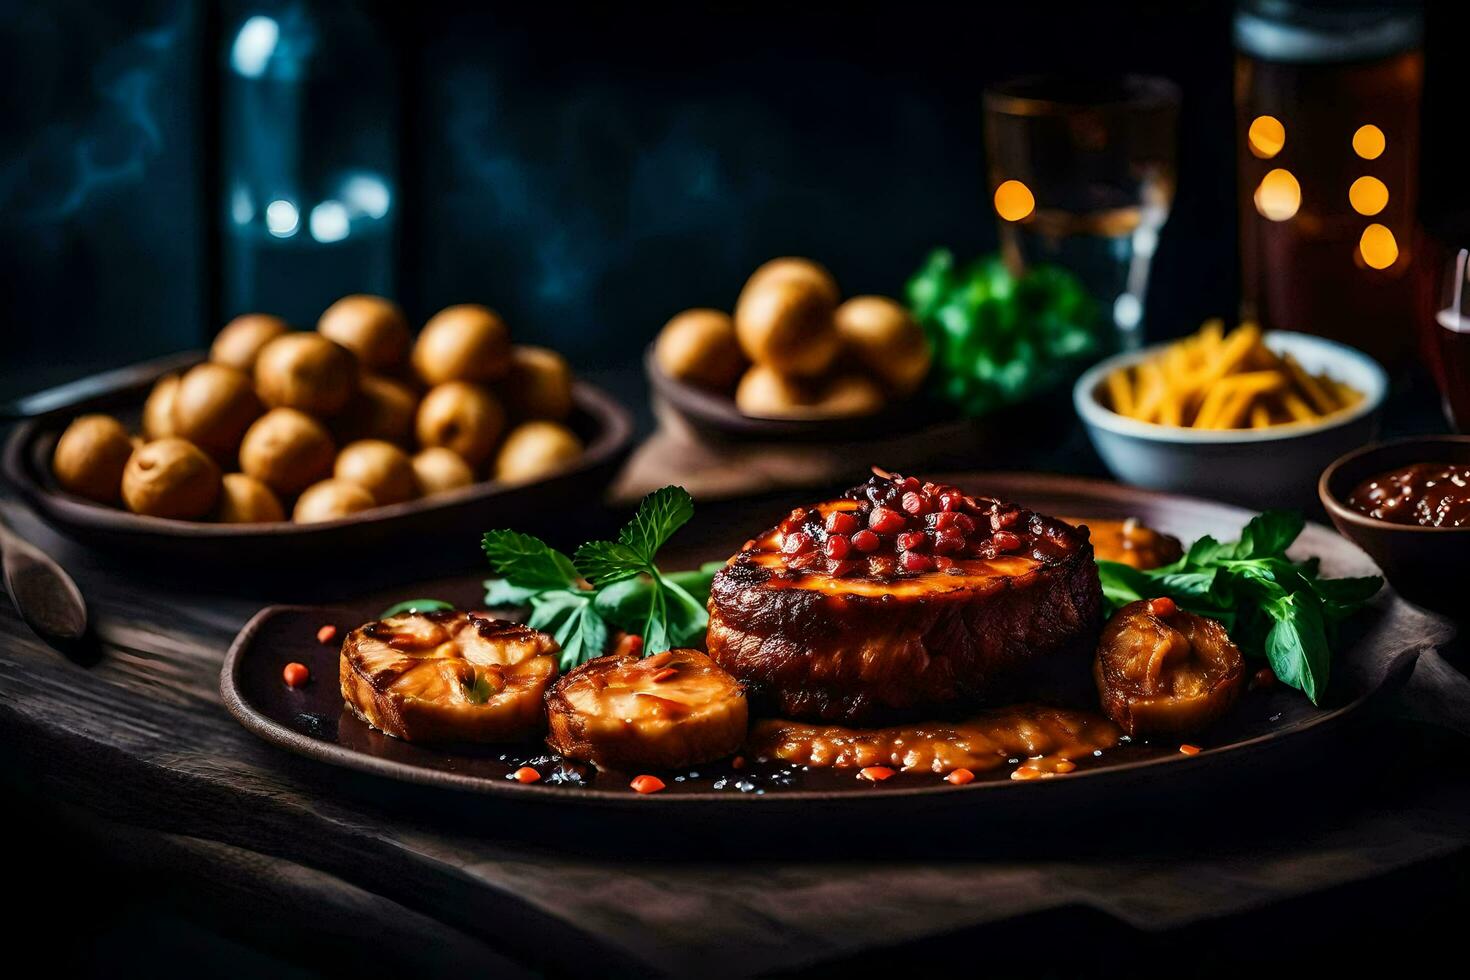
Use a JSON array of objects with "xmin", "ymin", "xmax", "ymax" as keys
[
  {"xmin": 379, "ymin": 598, "xmax": 455, "ymax": 618},
  {"xmin": 617, "ymin": 486, "xmax": 696, "ymax": 566},
  {"xmin": 482, "ymin": 530, "xmax": 579, "ymax": 591}
]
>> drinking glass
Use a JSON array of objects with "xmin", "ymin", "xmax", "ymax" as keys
[
  {"xmin": 983, "ymin": 75, "xmax": 1179, "ymax": 351},
  {"xmin": 1431, "ymin": 249, "xmax": 1470, "ymax": 432}
]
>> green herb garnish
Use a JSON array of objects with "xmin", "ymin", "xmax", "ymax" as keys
[
  {"xmin": 379, "ymin": 598, "xmax": 456, "ymax": 619},
  {"xmin": 480, "ymin": 486, "xmax": 718, "ymax": 670},
  {"xmin": 1096, "ymin": 511, "xmax": 1381, "ymax": 704}
]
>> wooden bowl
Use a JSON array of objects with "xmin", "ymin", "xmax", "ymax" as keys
[
  {"xmin": 2, "ymin": 354, "xmax": 634, "ymax": 568},
  {"xmin": 1318, "ymin": 435, "xmax": 1470, "ymax": 616},
  {"xmin": 645, "ymin": 346, "xmax": 957, "ymax": 443}
]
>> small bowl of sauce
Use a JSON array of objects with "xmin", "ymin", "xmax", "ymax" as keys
[{"xmin": 1320, "ymin": 436, "xmax": 1470, "ymax": 616}]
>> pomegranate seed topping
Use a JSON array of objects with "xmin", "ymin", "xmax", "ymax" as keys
[
  {"xmin": 851, "ymin": 529, "xmax": 880, "ymax": 552},
  {"xmin": 901, "ymin": 491, "xmax": 930, "ymax": 516},
  {"xmin": 953, "ymin": 513, "xmax": 977, "ymax": 534},
  {"xmin": 939, "ymin": 491, "xmax": 964, "ymax": 511},
  {"xmin": 824, "ymin": 534, "xmax": 851, "ymax": 559},
  {"xmin": 827, "ymin": 559, "xmax": 861, "ymax": 577},
  {"xmin": 931, "ymin": 511, "xmax": 959, "ymax": 530},
  {"xmin": 781, "ymin": 531, "xmax": 813, "ymax": 555},
  {"xmin": 933, "ymin": 529, "xmax": 966, "ymax": 554},
  {"xmin": 282, "ymin": 662, "xmax": 309, "ymax": 688},
  {"xmin": 513, "ymin": 766, "xmax": 541, "ymax": 783},
  {"xmin": 1147, "ymin": 596, "xmax": 1178, "ymax": 617},
  {"xmin": 991, "ymin": 509, "xmax": 1021, "ymax": 530},
  {"xmin": 868, "ymin": 507, "xmax": 906, "ymax": 534},
  {"xmin": 934, "ymin": 555, "xmax": 957, "ymax": 571},
  {"xmin": 825, "ymin": 511, "xmax": 860, "ymax": 535},
  {"xmin": 992, "ymin": 530, "xmax": 1023, "ymax": 552},
  {"xmin": 896, "ymin": 530, "xmax": 926, "ymax": 551},
  {"xmin": 901, "ymin": 551, "xmax": 935, "ymax": 573},
  {"xmin": 898, "ymin": 476, "xmax": 920, "ymax": 492}
]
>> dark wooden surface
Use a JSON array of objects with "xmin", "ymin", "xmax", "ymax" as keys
[{"xmin": 3, "ymin": 466, "xmax": 1470, "ymax": 977}]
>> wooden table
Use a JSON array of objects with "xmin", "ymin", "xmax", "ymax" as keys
[{"xmin": 3, "ymin": 481, "xmax": 1470, "ymax": 977}]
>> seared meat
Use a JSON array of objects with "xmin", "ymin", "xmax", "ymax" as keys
[
  {"xmin": 340, "ymin": 611, "xmax": 558, "ymax": 742},
  {"xmin": 706, "ymin": 472, "xmax": 1102, "ymax": 723},
  {"xmin": 1094, "ymin": 599, "xmax": 1245, "ymax": 737},
  {"xmin": 546, "ymin": 648, "xmax": 747, "ymax": 770}
]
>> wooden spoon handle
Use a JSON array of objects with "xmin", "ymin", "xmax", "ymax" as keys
[{"xmin": 0, "ymin": 517, "xmax": 89, "ymax": 649}]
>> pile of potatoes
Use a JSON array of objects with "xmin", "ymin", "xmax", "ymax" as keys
[
  {"xmin": 50, "ymin": 296, "xmax": 586, "ymax": 524},
  {"xmin": 653, "ymin": 257, "xmax": 932, "ymax": 419}
]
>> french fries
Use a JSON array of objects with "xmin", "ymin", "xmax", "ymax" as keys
[{"xmin": 1099, "ymin": 322, "xmax": 1364, "ymax": 429}]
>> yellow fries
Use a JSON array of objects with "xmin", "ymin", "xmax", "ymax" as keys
[{"xmin": 1099, "ymin": 322, "xmax": 1363, "ymax": 430}]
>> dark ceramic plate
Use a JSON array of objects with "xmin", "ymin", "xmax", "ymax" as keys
[
  {"xmin": 221, "ymin": 473, "xmax": 1456, "ymax": 809},
  {"xmin": 2, "ymin": 352, "xmax": 634, "ymax": 566}
]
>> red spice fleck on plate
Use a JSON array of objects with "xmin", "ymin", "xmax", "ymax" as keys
[
  {"xmin": 630, "ymin": 774, "xmax": 666, "ymax": 794},
  {"xmin": 944, "ymin": 768, "xmax": 975, "ymax": 785},
  {"xmin": 1179, "ymin": 743, "xmax": 1202, "ymax": 756},
  {"xmin": 283, "ymin": 662, "xmax": 310, "ymax": 688},
  {"xmin": 316, "ymin": 624, "xmax": 338, "ymax": 644},
  {"xmin": 731, "ymin": 756, "xmax": 746, "ymax": 770},
  {"xmin": 512, "ymin": 766, "xmax": 541, "ymax": 783},
  {"xmin": 858, "ymin": 766, "xmax": 895, "ymax": 782}
]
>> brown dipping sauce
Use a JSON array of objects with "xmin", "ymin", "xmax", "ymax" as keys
[{"xmin": 1346, "ymin": 462, "xmax": 1470, "ymax": 528}]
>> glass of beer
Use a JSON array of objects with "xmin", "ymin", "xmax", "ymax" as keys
[{"xmin": 983, "ymin": 75, "xmax": 1180, "ymax": 352}]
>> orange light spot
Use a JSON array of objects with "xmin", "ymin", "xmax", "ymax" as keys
[
  {"xmin": 1349, "ymin": 176, "xmax": 1388, "ymax": 216},
  {"xmin": 1352, "ymin": 124, "xmax": 1385, "ymax": 160},
  {"xmin": 513, "ymin": 766, "xmax": 541, "ymax": 783},
  {"xmin": 1247, "ymin": 115, "xmax": 1286, "ymax": 158},
  {"xmin": 993, "ymin": 179, "xmax": 1035, "ymax": 222},
  {"xmin": 945, "ymin": 768, "xmax": 976, "ymax": 785},
  {"xmin": 1179, "ymin": 744, "xmax": 1202, "ymax": 756},
  {"xmin": 1253, "ymin": 168, "xmax": 1301, "ymax": 221},
  {"xmin": 1358, "ymin": 223, "xmax": 1399, "ymax": 269}
]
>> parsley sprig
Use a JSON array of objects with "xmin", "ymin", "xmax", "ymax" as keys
[
  {"xmin": 1097, "ymin": 511, "xmax": 1381, "ymax": 704},
  {"xmin": 481, "ymin": 487, "xmax": 719, "ymax": 670}
]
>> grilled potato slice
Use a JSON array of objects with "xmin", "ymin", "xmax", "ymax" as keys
[
  {"xmin": 546, "ymin": 649, "xmax": 748, "ymax": 770},
  {"xmin": 340, "ymin": 611, "xmax": 558, "ymax": 743}
]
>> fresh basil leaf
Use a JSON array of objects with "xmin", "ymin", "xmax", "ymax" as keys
[
  {"xmin": 640, "ymin": 578, "xmax": 673, "ymax": 655},
  {"xmin": 1096, "ymin": 560, "xmax": 1151, "ymax": 612},
  {"xmin": 1311, "ymin": 575, "xmax": 1383, "ymax": 607},
  {"xmin": 617, "ymin": 486, "xmax": 695, "ymax": 565},
  {"xmin": 575, "ymin": 539, "xmax": 645, "ymax": 586},
  {"xmin": 1228, "ymin": 511, "xmax": 1303, "ymax": 560},
  {"xmin": 1184, "ymin": 534, "xmax": 1227, "ymax": 567},
  {"xmin": 1156, "ymin": 569, "xmax": 1218, "ymax": 600},
  {"xmin": 482, "ymin": 530, "xmax": 579, "ymax": 590},
  {"xmin": 379, "ymin": 598, "xmax": 454, "ymax": 618},
  {"xmin": 482, "ymin": 578, "xmax": 541, "ymax": 608},
  {"xmin": 1263, "ymin": 591, "xmax": 1330, "ymax": 704},
  {"xmin": 525, "ymin": 590, "xmax": 608, "ymax": 671}
]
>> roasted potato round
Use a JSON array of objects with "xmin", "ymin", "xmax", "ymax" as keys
[
  {"xmin": 742, "ymin": 256, "xmax": 841, "ymax": 308},
  {"xmin": 654, "ymin": 308, "xmax": 745, "ymax": 391},
  {"xmin": 733, "ymin": 365, "xmax": 817, "ymax": 418},
  {"xmin": 834, "ymin": 295, "xmax": 931, "ymax": 397},
  {"xmin": 210, "ymin": 314, "xmax": 289, "ymax": 372},
  {"xmin": 412, "ymin": 447, "xmax": 476, "ymax": 497},
  {"xmin": 734, "ymin": 273, "xmax": 840, "ymax": 377},
  {"xmin": 52, "ymin": 414, "xmax": 134, "ymax": 504},
  {"xmin": 142, "ymin": 374, "xmax": 180, "ymax": 441},
  {"xmin": 412, "ymin": 304, "xmax": 512, "ymax": 386},
  {"xmin": 333, "ymin": 374, "xmax": 418, "ymax": 446},
  {"xmin": 317, "ymin": 294, "xmax": 411, "ymax": 373},
  {"xmin": 498, "ymin": 345, "xmax": 573, "ymax": 420},
  {"xmin": 170, "ymin": 363, "xmax": 262, "ymax": 459},
  {"xmin": 254, "ymin": 332, "xmax": 358, "ymax": 418},
  {"xmin": 809, "ymin": 373, "xmax": 886, "ymax": 418},
  {"xmin": 215, "ymin": 472, "xmax": 285, "ymax": 523},
  {"xmin": 121, "ymin": 438, "xmax": 221, "ymax": 520},
  {"xmin": 416, "ymin": 381, "xmax": 505, "ymax": 467},
  {"xmin": 239, "ymin": 407, "xmax": 336, "ymax": 496},
  {"xmin": 292, "ymin": 479, "xmax": 377, "ymax": 524},
  {"xmin": 334, "ymin": 439, "xmax": 417, "ymax": 506},
  {"xmin": 494, "ymin": 421, "xmax": 583, "ymax": 484}
]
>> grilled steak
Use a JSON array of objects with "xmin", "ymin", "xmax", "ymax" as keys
[{"xmin": 706, "ymin": 471, "xmax": 1102, "ymax": 723}]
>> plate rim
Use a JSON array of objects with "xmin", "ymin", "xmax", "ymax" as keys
[{"xmin": 219, "ymin": 471, "xmax": 1447, "ymax": 805}]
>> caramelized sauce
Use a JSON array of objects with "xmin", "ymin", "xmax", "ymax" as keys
[
  {"xmin": 1065, "ymin": 516, "xmax": 1183, "ymax": 570},
  {"xmin": 1346, "ymin": 462, "xmax": 1470, "ymax": 528},
  {"xmin": 748, "ymin": 705, "xmax": 1121, "ymax": 774},
  {"xmin": 749, "ymin": 529, "xmax": 1040, "ymax": 596}
]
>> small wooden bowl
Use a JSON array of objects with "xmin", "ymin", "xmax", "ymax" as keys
[
  {"xmin": 644, "ymin": 346, "xmax": 956, "ymax": 443},
  {"xmin": 1318, "ymin": 435, "xmax": 1470, "ymax": 616},
  {"xmin": 2, "ymin": 354, "xmax": 634, "ymax": 568}
]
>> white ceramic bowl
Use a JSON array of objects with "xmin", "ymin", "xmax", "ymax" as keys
[{"xmin": 1073, "ymin": 331, "xmax": 1387, "ymax": 509}]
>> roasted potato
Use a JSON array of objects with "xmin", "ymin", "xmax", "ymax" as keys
[
  {"xmin": 493, "ymin": 421, "xmax": 582, "ymax": 484},
  {"xmin": 742, "ymin": 256, "xmax": 841, "ymax": 308},
  {"xmin": 498, "ymin": 345, "xmax": 573, "ymax": 420},
  {"xmin": 654, "ymin": 308, "xmax": 745, "ymax": 391},
  {"xmin": 170, "ymin": 363, "xmax": 262, "ymax": 459},
  {"xmin": 293, "ymin": 479, "xmax": 377, "ymax": 523},
  {"xmin": 734, "ymin": 273, "xmax": 840, "ymax": 378},
  {"xmin": 215, "ymin": 472, "xmax": 285, "ymax": 523},
  {"xmin": 121, "ymin": 438, "xmax": 221, "ymax": 520},
  {"xmin": 210, "ymin": 314, "xmax": 289, "ymax": 372},
  {"xmin": 52, "ymin": 414, "xmax": 134, "ymax": 504},
  {"xmin": 334, "ymin": 439, "xmax": 417, "ymax": 506},
  {"xmin": 142, "ymin": 374, "xmax": 180, "ymax": 441},
  {"xmin": 317, "ymin": 294, "xmax": 411, "ymax": 373},
  {"xmin": 254, "ymin": 333, "xmax": 358, "ymax": 418},
  {"xmin": 416, "ymin": 381, "xmax": 505, "ymax": 467},
  {"xmin": 239, "ymin": 407, "xmax": 336, "ymax": 496},
  {"xmin": 412, "ymin": 304, "xmax": 512, "ymax": 386},
  {"xmin": 834, "ymin": 296, "xmax": 931, "ymax": 398},
  {"xmin": 412, "ymin": 447, "xmax": 476, "ymax": 497},
  {"xmin": 332, "ymin": 374, "xmax": 418, "ymax": 446}
]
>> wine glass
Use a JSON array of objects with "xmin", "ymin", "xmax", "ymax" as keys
[{"xmin": 1430, "ymin": 249, "xmax": 1470, "ymax": 432}]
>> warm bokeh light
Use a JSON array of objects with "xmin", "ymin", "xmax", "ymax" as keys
[
  {"xmin": 1353, "ymin": 125, "xmax": 1386, "ymax": 160},
  {"xmin": 1253, "ymin": 168, "xmax": 1301, "ymax": 221},
  {"xmin": 1358, "ymin": 223, "xmax": 1398, "ymax": 269},
  {"xmin": 993, "ymin": 179, "xmax": 1035, "ymax": 222},
  {"xmin": 1349, "ymin": 176, "xmax": 1388, "ymax": 216},
  {"xmin": 1247, "ymin": 115, "xmax": 1286, "ymax": 159}
]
